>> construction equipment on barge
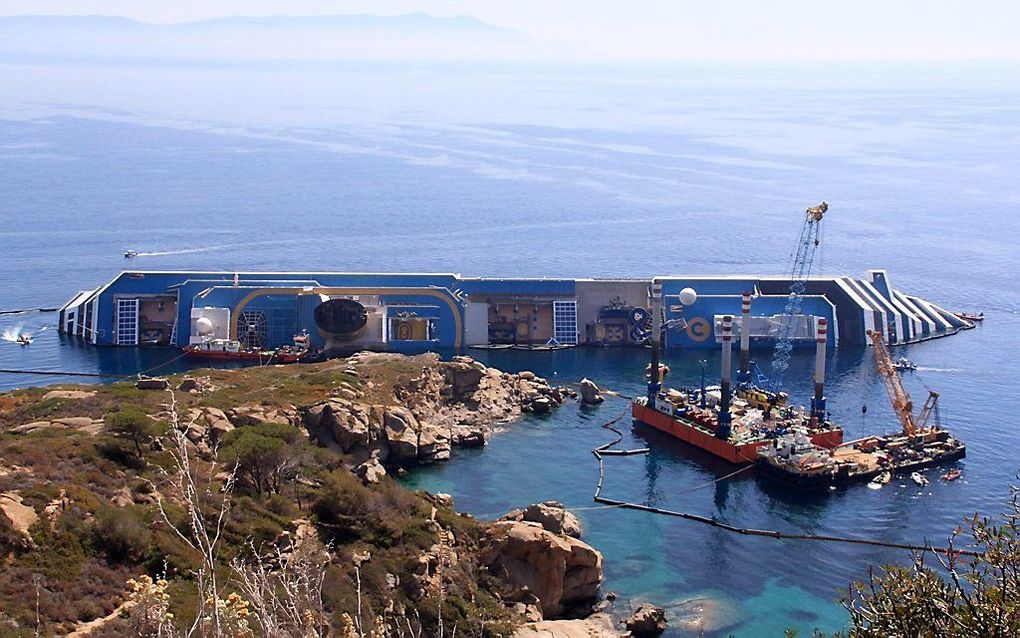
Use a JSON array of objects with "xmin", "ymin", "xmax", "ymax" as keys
[
  {"xmin": 756, "ymin": 330, "xmax": 965, "ymax": 491},
  {"xmin": 631, "ymin": 284, "xmax": 843, "ymax": 464}
]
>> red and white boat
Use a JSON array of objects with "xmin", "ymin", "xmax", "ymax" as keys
[
  {"xmin": 954, "ymin": 311, "xmax": 984, "ymax": 322},
  {"xmin": 184, "ymin": 331, "xmax": 314, "ymax": 363}
]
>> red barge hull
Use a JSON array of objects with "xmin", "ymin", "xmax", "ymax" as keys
[
  {"xmin": 632, "ymin": 401, "xmax": 843, "ymax": 465},
  {"xmin": 183, "ymin": 349, "xmax": 306, "ymax": 363},
  {"xmin": 183, "ymin": 348, "xmax": 268, "ymax": 361}
]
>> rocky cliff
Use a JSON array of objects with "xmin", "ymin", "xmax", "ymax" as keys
[
  {"xmin": 0, "ymin": 353, "xmax": 607, "ymax": 636},
  {"xmin": 303, "ymin": 352, "xmax": 574, "ymax": 474}
]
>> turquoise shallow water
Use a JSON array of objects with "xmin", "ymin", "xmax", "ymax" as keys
[
  {"xmin": 1, "ymin": 59, "xmax": 1019, "ymax": 635},
  {"xmin": 402, "ymin": 338, "xmax": 1015, "ymax": 636}
]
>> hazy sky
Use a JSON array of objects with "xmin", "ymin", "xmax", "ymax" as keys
[{"xmin": 2, "ymin": 0, "xmax": 1019, "ymax": 61}]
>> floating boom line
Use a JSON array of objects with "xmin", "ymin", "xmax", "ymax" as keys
[{"xmin": 590, "ymin": 404, "xmax": 977, "ymax": 557}]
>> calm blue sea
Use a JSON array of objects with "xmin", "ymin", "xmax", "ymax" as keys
[{"xmin": 1, "ymin": 59, "xmax": 1019, "ymax": 636}]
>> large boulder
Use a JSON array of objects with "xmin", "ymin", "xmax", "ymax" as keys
[
  {"xmin": 528, "ymin": 397, "xmax": 554, "ymax": 415},
  {"xmin": 52, "ymin": 417, "xmax": 95, "ymax": 430},
  {"xmin": 184, "ymin": 407, "xmax": 234, "ymax": 444},
  {"xmin": 417, "ymin": 428, "xmax": 451, "ymax": 464},
  {"xmin": 578, "ymin": 378, "xmax": 605, "ymax": 405},
  {"xmin": 516, "ymin": 502, "xmax": 582, "ymax": 538},
  {"xmin": 10, "ymin": 421, "xmax": 55, "ymax": 435},
  {"xmin": 323, "ymin": 401, "xmax": 370, "ymax": 453},
  {"xmin": 452, "ymin": 427, "xmax": 486, "ymax": 448},
  {"xmin": 625, "ymin": 604, "xmax": 667, "ymax": 637},
  {"xmin": 354, "ymin": 457, "xmax": 386, "ymax": 485},
  {"xmin": 204, "ymin": 408, "xmax": 234, "ymax": 442},
  {"xmin": 384, "ymin": 407, "xmax": 419, "ymax": 464},
  {"xmin": 482, "ymin": 521, "xmax": 602, "ymax": 619},
  {"xmin": 441, "ymin": 359, "xmax": 485, "ymax": 399},
  {"xmin": 0, "ymin": 491, "xmax": 38, "ymax": 545}
]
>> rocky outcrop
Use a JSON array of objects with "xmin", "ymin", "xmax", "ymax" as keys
[
  {"xmin": 0, "ymin": 491, "xmax": 38, "ymax": 546},
  {"xmin": 176, "ymin": 376, "xmax": 216, "ymax": 394},
  {"xmin": 228, "ymin": 403, "xmax": 298, "ymax": 427},
  {"xmin": 514, "ymin": 613, "xmax": 618, "ymax": 637},
  {"xmin": 303, "ymin": 355, "xmax": 572, "ymax": 469},
  {"xmin": 355, "ymin": 456, "xmax": 386, "ymax": 485},
  {"xmin": 578, "ymin": 378, "xmax": 605, "ymax": 405},
  {"xmin": 10, "ymin": 417, "xmax": 104, "ymax": 435},
  {"xmin": 135, "ymin": 377, "xmax": 169, "ymax": 390},
  {"xmin": 501, "ymin": 501, "xmax": 583, "ymax": 539},
  {"xmin": 384, "ymin": 406, "xmax": 424, "ymax": 463},
  {"xmin": 396, "ymin": 355, "xmax": 573, "ymax": 429},
  {"xmin": 41, "ymin": 390, "xmax": 95, "ymax": 401},
  {"xmin": 625, "ymin": 604, "xmax": 667, "ymax": 637},
  {"xmin": 181, "ymin": 406, "xmax": 236, "ymax": 452},
  {"xmin": 482, "ymin": 520, "xmax": 602, "ymax": 619}
]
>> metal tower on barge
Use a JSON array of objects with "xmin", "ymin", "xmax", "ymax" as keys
[{"xmin": 632, "ymin": 264, "xmax": 843, "ymax": 464}]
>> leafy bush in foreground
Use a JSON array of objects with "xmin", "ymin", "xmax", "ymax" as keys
[{"xmin": 840, "ymin": 485, "xmax": 1020, "ymax": 637}]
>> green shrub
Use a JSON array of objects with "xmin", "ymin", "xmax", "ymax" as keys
[
  {"xmin": 105, "ymin": 407, "xmax": 164, "ymax": 458},
  {"xmin": 222, "ymin": 422, "xmax": 305, "ymax": 496},
  {"xmin": 94, "ymin": 505, "xmax": 152, "ymax": 563}
]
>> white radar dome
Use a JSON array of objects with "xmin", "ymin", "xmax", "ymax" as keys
[
  {"xmin": 195, "ymin": 317, "xmax": 214, "ymax": 335},
  {"xmin": 679, "ymin": 287, "xmax": 698, "ymax": 306}
]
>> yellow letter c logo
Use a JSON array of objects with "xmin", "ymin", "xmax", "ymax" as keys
[{"xmin": 687, "ymin": 317, "xmax": 711, "ymax": 342}]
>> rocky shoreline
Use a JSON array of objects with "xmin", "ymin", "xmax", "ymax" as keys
[
  {"xmin": 302, "ymin": 352, "xmax": 575, "ymax": 481},
  {"xmin": 0, "ymin": 352, "xmax": 676, "ymax": 636}
]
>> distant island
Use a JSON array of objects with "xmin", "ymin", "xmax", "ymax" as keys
[{"xmin": 0, "ymin": 13, "xmax": 530, "ymax": 63}]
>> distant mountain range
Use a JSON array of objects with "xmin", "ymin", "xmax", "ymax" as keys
[
  {"xmin": 0, "ymin": 13, "xmax": 533, "ymax": 63},
  {"xmin": 0, "ymin": 13, "xmax": 518, "ymax": 34}
]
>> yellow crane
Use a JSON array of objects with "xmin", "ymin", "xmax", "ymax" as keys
[{"xmin": 867, "ymin": 330, "xmax": 939, "ymax": 437}]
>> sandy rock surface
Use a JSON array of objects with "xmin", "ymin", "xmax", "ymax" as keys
[
  {"xmin": 482, "ymin": 520, "xmax": 602, "ymax": 619},
  {"xmin": 514, "ymin": 612, "xmax": 619, "ymax": 637}
]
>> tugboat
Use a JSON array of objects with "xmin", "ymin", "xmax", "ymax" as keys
[
  {"xmin": 270, "ymin": 331, "xmax": 314, "ymax": 363},
  {"xmin": 893, "ymin": 357, "xmax": 917, "ymax": 372},
  {"xmin": 123, "ymin": 249, "xmax": 138, "ymax": 258}
]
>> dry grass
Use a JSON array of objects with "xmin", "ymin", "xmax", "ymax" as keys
[{"xmin": 0, "ymin": 355, "xmax": 518, "ymax": 637}]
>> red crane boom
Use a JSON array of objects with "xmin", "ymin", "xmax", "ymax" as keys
[{"xmin": 867, "ymin": 330, "xmax": 916, "ymax": 436}]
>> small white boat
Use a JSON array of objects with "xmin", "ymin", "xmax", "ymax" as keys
[
  {"xmin": 894, "ymin": 357, "xmax": 917, "ymax": 371},
  {"xmin": 16, "ymin": 334, "xmax": 31, "ymax": 345},
  {"xmin": 124, "ymin": 250, "xmax": 138, "ymax": 258},
  {"xmin": 911, "ymin": 471, "xmax": 928, "ymax": 486},
  {"xmin": 869, "ymin": 471, "xmax": 892, "ymax": 487}
]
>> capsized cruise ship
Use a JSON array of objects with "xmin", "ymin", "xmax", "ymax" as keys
[{"xmin": 57, "ymin": 270, "xmax": 971, "ymax": 352}]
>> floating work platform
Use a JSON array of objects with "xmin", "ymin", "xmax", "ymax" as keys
[
  {"xmin": 632, "ymin": 396, "xmax": 843, "ymax": 464},
  {"xmin": 756, "ymin": 429, "xmax": 966, "ymax": 491},
  {"xmin": 57, "ymin": 269, "xmax": 970, "ymax": 353}
]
